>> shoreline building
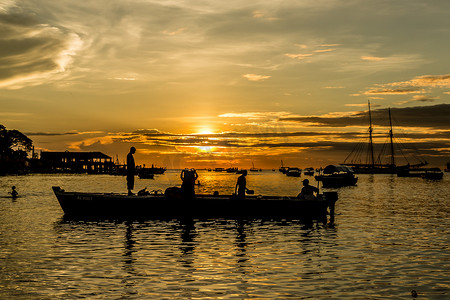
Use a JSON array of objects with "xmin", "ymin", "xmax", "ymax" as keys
[{"xmin": 39, "ymin": 151, "xmax": 113, "ymax": 174}]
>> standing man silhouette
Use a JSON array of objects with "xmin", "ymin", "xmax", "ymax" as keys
[{"xmin": 127, "ymin": 147, "xmax": 136, "ymax": 196}]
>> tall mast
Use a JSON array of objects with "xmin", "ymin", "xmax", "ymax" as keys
[
  {"xmin": 368, "ymin": 100, "xmax": 375, "ymax": 167},
  {"xmin": 388, "ymin": 108, "xmax": 395, "ymax": 166}
]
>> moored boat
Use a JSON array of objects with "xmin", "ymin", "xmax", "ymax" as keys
[
  {"xmin": 421, "ymin": 168, "xmax": 444, "ymax": 180},
  {"xmin": 52, "ymin": 186, "xmax": 338, "ymax": 221},
  {"xmin": 286, "ymin": 167, "xmax": 301, "ymax": 177},
  {"xmin": 397, "ymin": 167, "xmax": 443, "ymax": 179},
  {"xmin": 304, "ymin": 167, "xmax": 315, "ymax": 176},
  {"xmin": 315, "ymin": 165, "xmax": 358, "ymax": 188}
]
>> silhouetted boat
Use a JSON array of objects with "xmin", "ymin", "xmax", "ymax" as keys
[
  {"xmin": 286, "ymin": 167, "xmax": 301, "ymax": 177},
  {"xmin": 279, "ymin": 160, "xmax": 289, "ymax": 174},
  {"xmin": 137, "ymin": 171, "xmax": 154, "ymax": 179},
  {"xmin": 343, "ymin": 101, "xmax": 427, "ymax": 174},
  {"xmin": 226, "ymin": 167, "xmax": 238, "ymax": 173},
  {"xmin": 421, "ymin": 168, "xmax": 444, "ymax": 180},
  {"xmin": 397, "ymin": 167, "xmax": 444, "ymax": 179},
  {"xmin": 137, "ymin": 166, "xmax": 165, "ymax": 179},
  {"xmin": 139, "ymin": 165, "xmax": 166, "ymax": 175},
  {"xmin": 52, "ymin": 186, "xmax": 338, "ymax": 221},
  {"xmin": 304, "ymin": 167, "xmax": 315, "ymax": 176},
  {"xmin": 315, "ymin": 165, "xmax": 358, "ymax": 188},
  {"xmin": 250, "ymin": 161, "xmax": 261, "ymax": 172}
]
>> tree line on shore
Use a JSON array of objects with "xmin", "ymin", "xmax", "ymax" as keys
[{"xmin": 0, "ymin": 124, "xmax": 33, "ymax": 175}]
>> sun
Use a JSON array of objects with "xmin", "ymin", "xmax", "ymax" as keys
[{"xmin": 195, "ymin": 126, "xmax": 215, "ymax": 135}]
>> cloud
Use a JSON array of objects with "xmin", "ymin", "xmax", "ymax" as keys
[
  {"xmin": 364, "ymin": 88, "xmax": 424, "ymax": 95},
  {"xmin": 280, "ymin": 104, "xmax": 450, "ymax": 129},
  {"xmin": 242, "ymin": 74, "xmax": 271, "ymax": 81},
  {"xmin": 361, "ymin": 56, "xmax": 386, "ymax": 61},
  {"xmin": 162, "ymin": 28, "xmax": 186, "ymax": 36},
  {"xmin": 388, "ymin": 74, "xmax": 450, "ymax": 88},
  {"xmin": 345, "ymin": 103, "xmax": 381, "ymax": 108},
  {"xmin": 395, "ymin": 95, "xmax": 438, "ymax": 105},
  {"xmin": 313, "ymin": 49, "xmax": 335, "ymax": 53},
  {"xmin": 284, "ymin": 53, "xmax": 313, "ymax": 60},
  {"xmin": 285, "ymin": 43, "xmax": 339, "ymax": 61},
  {"xmin": 0, "ymin": 9, "xmax": 82, "ymax": 89},
  {"xmin": 324, "ymin": 86, "xmax": 345, "ymax": 89},
  {"xmin": 252, "ymin": 10, "xmax": 278, "ymax": 21},
  {"xmin": 25, "ymin": 131, "xmax": 80, "ymax": 136},
  {"xmin": 219, "ymin": 111, "xmax": 293, "ymax": 120}
]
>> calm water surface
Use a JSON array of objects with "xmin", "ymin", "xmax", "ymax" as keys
[{"xmin": 1, "ymin": 171, "xmax": 449, "ymax": 299}]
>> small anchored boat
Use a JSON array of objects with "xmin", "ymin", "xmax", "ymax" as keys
[
  {"xmin": 52, "ymin": 186, "xmax": 338, "ymax": 221},
  {"xmin": 315, "ymin": 165, "xmax": 358, "ymax": 188}
]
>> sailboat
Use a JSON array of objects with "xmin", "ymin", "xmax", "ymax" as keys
[
  {"xmin": 250, "ymin": 161, "xmax": 261, "ymax": 172},
  {"xmin": 342, "ymin": 101, "xmax": 427, "ymax": 174},
  {"xmin": 279, "ymin": 160, "xmax": 289, "ymax": 174}
]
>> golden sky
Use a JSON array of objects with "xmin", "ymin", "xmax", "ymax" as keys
[{"xmin": 1, "ymin": 0, "xmax": 449, "ymax": 168}]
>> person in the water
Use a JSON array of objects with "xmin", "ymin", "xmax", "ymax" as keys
[{"xmin": 9, "ymin": 186, "xmax": 18, "ymax": 198}]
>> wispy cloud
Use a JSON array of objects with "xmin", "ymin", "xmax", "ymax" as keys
[
  {"xmin": 219, "ymin": 111, "xmax": 293, "ymax": 120},
  {"xmin": 0, "ymin": 9, "xmax": 83, "ymax": 89},
  {"xmin": 388, "ymin": 74, "xmax": 450, "ymax": 88},
  {"xmin": 284, "ymin": 53, "xmax": 313, "ymax": 60},
  {"xmin": 285, "ymin": 43, "xmax": 339, "ymax": 61},
  {"xmin": 365, "ymin": 88, "xmax": 425, "ymax": 95},
  {"xmin": 280, "ymin": 104, "xmax": 450, "ymax": 129},
  {"xmin": 242, "ymin": 74, "xmax": 271, "ymax": 81},
  {"xmin": 395, "ymin": 95, "xmax": 439, "ymax": 105},
  {"xmin": 162, "ymin": 28, "xmax": 186, "ymax": 36},
  {"xmin": 345, "ymin": 103, "xmax": 381, "ymax": 108},
  {"xmin": 361, "ymin": 56, "xmax": 386, "ymax": 61}
]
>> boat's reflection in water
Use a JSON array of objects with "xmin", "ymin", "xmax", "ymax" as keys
[{"xmin": 53, "ymin": 216, "xmax": 330, "ymax": 298}]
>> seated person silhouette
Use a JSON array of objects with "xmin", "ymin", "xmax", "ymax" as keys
[
  {"xmin": 297, "ymin": 179, "xmax": 318, "ymax": 200},
  {"xmin": 180, "ymin": 168, "xmax": 198, "ymax": 199}
]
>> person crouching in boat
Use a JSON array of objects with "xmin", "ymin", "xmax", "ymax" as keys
[
  {"xmin": 297, "ymin": 179, "xmax": 318, "ymax": 200},
  {"xmin": 127, "ymin": 147, "xmax": 136, "ymax": 196},
  {"xmin": 235, "ymin": 170, "xmax": 249, "ymax": 199},
  {"xmin": 181, "ymin": 168, "xmax": 198, "ymax": 199}
]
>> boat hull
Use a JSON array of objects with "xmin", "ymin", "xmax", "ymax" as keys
[
  {"xmin": 315, "ymin": 175, "xmax": 358, "ymax": 188},
  {"xmin": 52, "ymin": 187, "xmax": 337, "ymax": 221}
]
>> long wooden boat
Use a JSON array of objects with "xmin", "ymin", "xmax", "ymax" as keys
[{"xmin": 52, "ymin": 186, "xmax": 338, "ymax": 221}]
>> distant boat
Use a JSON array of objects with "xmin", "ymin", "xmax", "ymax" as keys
[
  {"xmin": 421, "ymin": 168, "xmax": 444, "ymax": 180},
  {"xmin": 315, "ymin": 165, "xmax": 358, "ymax": 188},
  {"xmin": 250, "ymin": 161, "xmax": 260, "ymax": 172},
  {"xmin": 304, "ymin": 167, "xmax": 315, "ymax": 176},
  {"xmin": 279, "ymin": 160, "xmax": 289, "ymax": 174},
  {"xmin": 138, "ymin": 166, "xmax": 165, "ymax": 179},
  {"xmin": 138, "ymin": 172, "xmax": 154, "ymax": 179},
  {"xmin": 397, "ymin": 167, "xmax": 443, "ymax": 180},
  {"xmin": 343, "ymin": 101, "xmax": 427, "ymax": 174},
  {"xmin": 286, "ymin": 167, "xmax": 301, "ymax": 177},
  {"xmin": 226, "ymin": 167, "xmax": 238, "ymax": 173}
]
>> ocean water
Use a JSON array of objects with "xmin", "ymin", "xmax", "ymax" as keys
[{"xmin": 0, "ymin": 171, "xmax": 448, "ymax": 299}]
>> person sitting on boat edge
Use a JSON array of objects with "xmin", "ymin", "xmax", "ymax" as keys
[
  {"xmin": 127, "ymin": 146, "xmax": 136, "ymax": 196},
  {"xmin": 297, "ymin": 179, "xmax": 319, "ymax": 200},
  {"xmin": 9, "ymin": 186, "xmax": 18, "ymax": 198},
  {"xmin": 181, "ymin": 168, "xmax": 198, "ymax": 199},
  {"xmin": 235, "ymin": 170, "xmax": 249, "ymax": 199}
]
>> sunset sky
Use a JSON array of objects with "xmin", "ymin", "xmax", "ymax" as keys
[{"xmin": 1, "ymin": 0, "xmax": 449, "ymax": 169}]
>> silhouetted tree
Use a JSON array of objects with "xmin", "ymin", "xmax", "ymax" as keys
[{"xmin": 0, "ymin": 124, "xmax": 33, "ymax": 174}]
